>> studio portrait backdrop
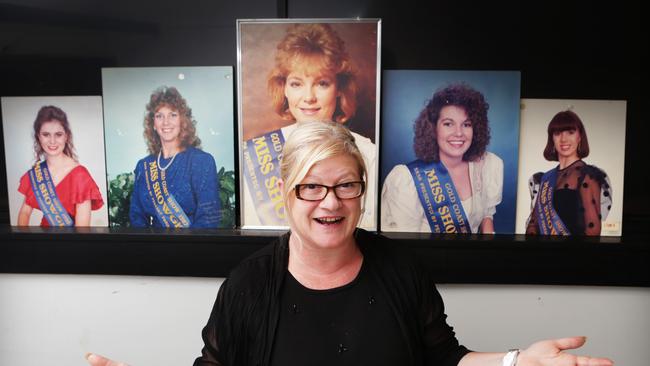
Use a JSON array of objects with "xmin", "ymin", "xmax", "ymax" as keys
[
  {"xmin": 515, "ymin": 99, "xmax": 626, "ymax": 236},
  {"xmin": 237, "ymin": 19, "xmax": 381, "ymax": 230},
  {"xmin": 102, "ymin": 66, "xmax": 235, "ymax": 228},
  {"xmin": 380, "ymin": 70, "xmax": 521, "ymax": 234},
  {"xmin": 1, "ymin": 96, "xmax": 109, "ymax": 227}
]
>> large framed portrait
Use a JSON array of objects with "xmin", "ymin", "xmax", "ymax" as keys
[
  {"xmin": 515, "ymin": 99, "xmax": 626, "ymax": 236},
  {"xmin": 102, "ymin": 66, "xmax": 236, "ymax": 229},
  {"xmin": 380, "ymin": 70, "xmax": 521, "ymax": 234},
  {"xmin": 1, "ymin": 96, "xmax": 109, "ymax": 227},
  {"xmin": 237, "ymin": 19, "xmax": 381, "ymax": 230}
]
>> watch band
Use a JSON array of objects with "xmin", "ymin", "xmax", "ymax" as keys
[{"xmin": 502, "ymin": 349, "xmax": 520, "ymax": 366}]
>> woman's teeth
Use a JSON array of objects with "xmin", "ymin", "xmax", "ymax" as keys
[{"xmin": 315, "ymin": 217, "xmax": 343, "ymax": 224}]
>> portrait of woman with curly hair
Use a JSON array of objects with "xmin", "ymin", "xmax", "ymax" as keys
[
  {"xmin": 237, "ymin": 20, "xmax": 380, "ymax": 229},
  {"xmin": 127, "ymin": 86, "xmax": 221, "ymax": 228},
  {"xmin": 101, "ymin": 67, "xmax": 235, "ymax": 228},
  {"xmin": 380, "ymin": 71, "xmax": 521, "ymax": 234}
]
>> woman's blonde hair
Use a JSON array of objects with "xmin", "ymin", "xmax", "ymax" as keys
[
  {"xmin": 268, "ymin": 24, "xmax": 358, "ymax": 123},
  {"xmin": 280, "ymin": 120, "xmax": 367, "ymax": 203}
]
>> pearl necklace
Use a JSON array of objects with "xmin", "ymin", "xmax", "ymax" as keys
[{"xmin": 157, "ymin": 151, "xmax": 177, "ymax": 171}]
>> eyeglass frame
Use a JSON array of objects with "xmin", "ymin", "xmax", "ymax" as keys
[{"xmin": 294, "ymin": 181, "xmax": 366, "ymax": 201}]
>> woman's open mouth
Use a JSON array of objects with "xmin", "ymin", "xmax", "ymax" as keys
[
  {"xmin": 300, "ymin": 108, "xmax": 320, "ymax": 115},
  {"xmin": 314, "ymin": 216, "xmax": 344, "ymax": 225}
]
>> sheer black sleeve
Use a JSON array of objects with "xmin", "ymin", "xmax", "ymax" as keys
[
  {"xmin": 194, "ymin": 280, "xmax": 230, "ymax": 366},
  {"xmin": 420, "ymin": 268, "xmax": 471, "ymax": 366}
]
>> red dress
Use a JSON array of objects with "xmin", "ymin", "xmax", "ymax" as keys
[{"xmin": 18, "ymin": 165, "xmax": 104, "ymax": 227}]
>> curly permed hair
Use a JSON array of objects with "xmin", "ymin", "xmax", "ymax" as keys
[
  {"xmin": 267, "ymin": 23, "xmax": 358, "ymax": 123},
  {"xmin": 143, "ymin": 86, "xmax": 201, "ymax": 155},
  {"xmin": 413, "ymin": 83, "xmax": 490, "ymax": 162}
]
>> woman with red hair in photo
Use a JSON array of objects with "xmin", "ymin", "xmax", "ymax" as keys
[{"xmin": 241, "ymin": 23, "xmax": 377, "ymax": 229}]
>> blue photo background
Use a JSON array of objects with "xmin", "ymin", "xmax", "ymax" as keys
[{"xmin": 380, "ymin": 70, "xmax": 521, "ymax": 233}]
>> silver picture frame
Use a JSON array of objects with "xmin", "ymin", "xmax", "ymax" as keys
[{"xmin": 236, "ymin": 18, "xmax": 381, "ymax": 230}]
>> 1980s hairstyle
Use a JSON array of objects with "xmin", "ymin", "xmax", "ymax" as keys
[
  {"xmin": 143, "ymin": 86, "xmax": 201, "ymax": 155},
  {"xmin": 543, "ymin": 110, "xmax": 590, "ymax": 161},
  {"xmin": 268, "ymin": 23, "xmax": 358, "ymax": 123},
  {"xmin": 413, "ymin": 83, "xmax": 490, "ymax": 162},
  {"xmin": 280, "ymin": 120, "xmax": 367, "ymax": 205},
  {"xmin": 33, "ymin": 105, "xmax": 77, "ymax": 162}
]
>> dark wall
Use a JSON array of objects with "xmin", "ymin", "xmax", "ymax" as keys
[{"xmin": 1, "ymin": 1, "xmax": 647, "ymax": 232}]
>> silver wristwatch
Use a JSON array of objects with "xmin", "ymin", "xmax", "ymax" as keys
[{"xmin": 502, "ymin": 349, "xmax": 520, "ymax": 366}]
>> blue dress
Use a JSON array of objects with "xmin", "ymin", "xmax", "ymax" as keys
[{"xmin": 129, "ymin": 147, "xmax": 221, "ymax": 228}]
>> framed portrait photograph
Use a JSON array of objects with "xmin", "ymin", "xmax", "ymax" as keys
[
  {"xmin": 515, "ymin": 99, "xmax": 626, "ymax": 236},
  {"xmin": 380, "ymin": 70, "xmax": 521, "ymax": 234},
  {"xmin": 237, "ymin": 18, "xmax": 381, "ymax": 230},
  {"xmin": 1, "ymin": 96, "xmax": 109, "ymax": 227},
  {"xmin": 102, "ymin": 66, "xmax": 236, "ymax": 229}
]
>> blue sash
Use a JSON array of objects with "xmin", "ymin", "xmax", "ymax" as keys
[
  {"xmin": 143, "ymin": 159, "xmax": 191, "ymax": 228},
  {"xmin": 534, "ymin": 168, "xmax": 570, "ymax": 235},
  {"xmin": 28, "ymin": 161, "xmax": 74, "ymax": 227},
  {"xmin": 242, "ymin": 129, "xmax": 286, "ymax": 226},
  {"xmin": 407, "ymin": 160, "xmax": 471, "ymax": 233}
]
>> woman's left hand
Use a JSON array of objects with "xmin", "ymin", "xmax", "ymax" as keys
[
  {"xmin": 519, "ymin": 336, "xmax": 613, "ymax": 366},
  {"xmin": 85, "ymin": 353, "xmax": 129, "ymax": 366}
]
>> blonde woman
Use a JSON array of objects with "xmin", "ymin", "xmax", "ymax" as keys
[{"xmin": 88, "ymin": 121, "xmax": 613, "ymax": 366}]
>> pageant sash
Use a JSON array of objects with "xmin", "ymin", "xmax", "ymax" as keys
[
  {"xmin": 143, "ymin": 160, "xmax": 191, "ymax": 228},
  {"xmin": 534, "ymin": 168, "xmax": 570, "ymax": 235},
  {"xmin": 28, "ymin": 161, "xmax": 74, "ymax": 227},
  {"xmin": 242, "ymin": 129, "xmax": 286, "ymax": 225},
  {"xmin": 407, "ymin": 160, "xmax": 471, "ymax": 233}
]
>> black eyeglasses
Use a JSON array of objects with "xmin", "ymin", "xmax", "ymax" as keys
[{"xmin": 294, "ymin": 181, "xmax": 365, "ymax": 201}]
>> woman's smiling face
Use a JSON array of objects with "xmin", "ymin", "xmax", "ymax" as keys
[
  {"xmin": 284, "ymin": 153, "xmax": 362, "ymax": 251},
  {"xmin": 552, "ymin": 129, "xmax": 581, "ymax": 160},
  {"xmin": 435, "ymin": 105, "xmax": 473, "ymax": 161},
  {"xmin": 38, "ymin": 120, "xmax": 68, "ymax": 158},
  {"xmin": 284, "ymin": 56, "xmax": 339, "ymax": 123},
  {"xmin": 153, "ymin": 105, "xmax": 182, "ymax": 145}
]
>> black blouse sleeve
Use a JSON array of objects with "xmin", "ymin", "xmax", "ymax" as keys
[
  {"xmin": 194, "ymin": 280, "xmax": 230, "ymax": 366},
  {"xmin": 579, "ymin": 172, "xmax": 602, "ymax": 235},
  {"xmin": 420, "ymin": 268, "xmax": 471, "ymax": 366}
]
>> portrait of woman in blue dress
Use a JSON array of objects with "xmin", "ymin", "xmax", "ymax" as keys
[{"xmin": 129, "ymin": 86, "xmax": 221, "ymax": 228}]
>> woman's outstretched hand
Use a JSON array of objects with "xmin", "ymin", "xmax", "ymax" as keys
[
  {"xmin": 520, "ymin": 336, "xmax": 614, "ymax": 366},
  {"xmin": 85, "ymin": 353, "xmax": 129, "ymax": 366}
]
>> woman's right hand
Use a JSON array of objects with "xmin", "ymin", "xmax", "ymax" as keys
[{"xmin": 86, "ymin": 353, "xmax": 129, "ymax": 366}]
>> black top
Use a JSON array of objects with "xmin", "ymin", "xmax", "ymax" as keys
[
  {"xmin": 553, "ymin": 188, "xmax": 581, "ymax": 234},
  {"xmin": 194, "ymin": 229, "xmax": 470, "ymax": 366},
  {"xmin": 527, "ymin": 160, "xmax": 607, "ymax": 235},
  {"xmin": 270, "ymin": 262, "xmax": 409, "ymax": 366}
]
